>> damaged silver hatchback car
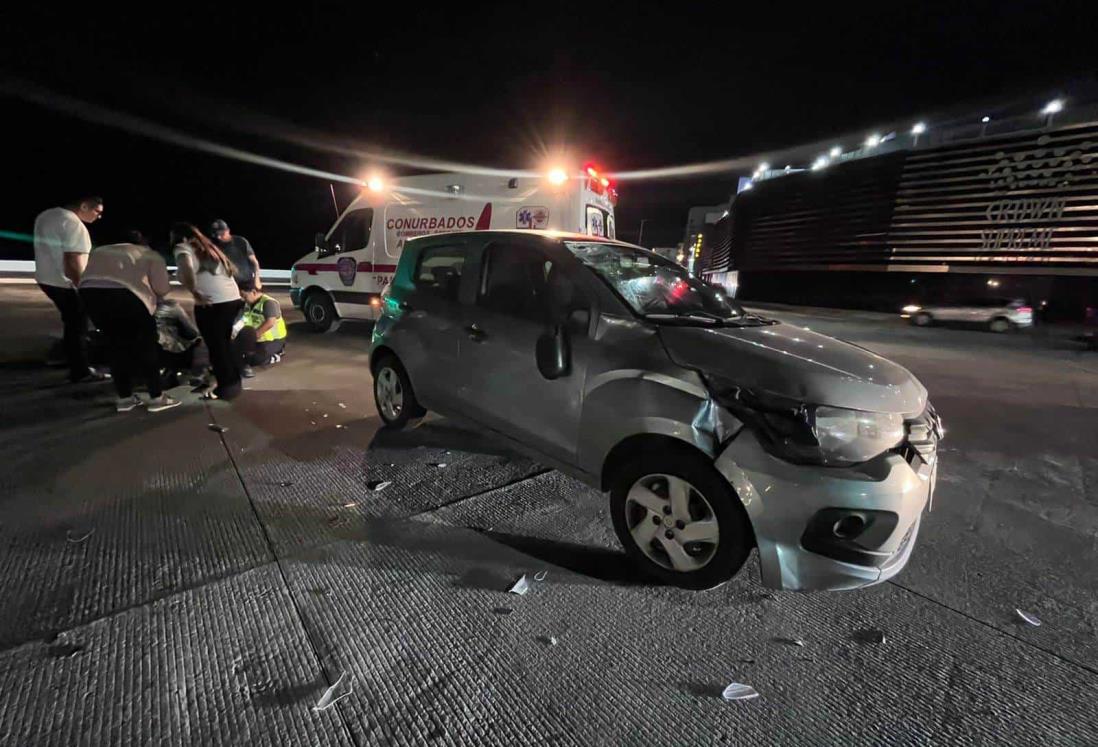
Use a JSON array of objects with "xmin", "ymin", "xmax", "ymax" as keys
[{"xmin": 370, "ymin": 231, "xmax": 941, "ymax": 591}]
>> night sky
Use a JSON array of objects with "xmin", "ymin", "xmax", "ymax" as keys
[{"xmin": 2, "ymin": 3, "xmax": 1096, "ymax": 266}]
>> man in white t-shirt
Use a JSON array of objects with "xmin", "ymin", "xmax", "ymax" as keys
[{"xmin": 33, "ymin": 195, "xmax": 107, "ymax": 382}]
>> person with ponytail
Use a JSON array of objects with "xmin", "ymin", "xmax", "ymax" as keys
[{"xmin": 170, "ymin": 222, "xmax": 242, "ymax": 400}]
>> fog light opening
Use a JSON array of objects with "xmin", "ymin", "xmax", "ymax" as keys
[{"xmin": 833, "ymin": 514, "xmax": 867, "ymax": 539}]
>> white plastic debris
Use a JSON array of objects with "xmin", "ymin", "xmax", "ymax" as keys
[
  {"xmin": 721, "ymin": 682, "xmax": 760, "ymax": 701},
  {"xmin": 534, "ymin": 570, "xmax": 548, "ymax": 582},
  {"xmin": 1016, "ymin": 609, "xmax": 1042, "ymax": 627},
  {"xmin": 508, "ymin": 575, "xmax": 530, "ymax": 596},
  {"xmin": 313, "ymin": 673, "xmax": 352, "ymax": 711},
  {"xmin": 338, "ymin": 403, "xmax": 347, "ymax": 409},
  {"xmin": 66, "ymin": 528, "xmax": 95, "ymax": 544},
  {"xmin": 775, "ymin": 637, "xmax": 805, "ymax": 647},
  {"xmin": 336, "ymin": 424, "xmax": 344, "ymax": 429},
  {"xmin": 323, "ymin": 414, "xmax": 329, "ymax": 419},
  {"xmin": 372, "ymin": 481, "xmax": 392, "ymax": 492}
]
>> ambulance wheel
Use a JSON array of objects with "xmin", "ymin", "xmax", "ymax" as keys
[
  {"xmin": 372, "ymin": 354, "xmax": 425, "ymax": 428},
  {"xmin": 304, "ymin": 292, "xmax": 341, "ymax": 333}
]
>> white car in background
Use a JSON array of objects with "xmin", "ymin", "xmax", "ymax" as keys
[{"xmin": 902, "ymin": 298, "xmax": 1033, "ymax": 332}]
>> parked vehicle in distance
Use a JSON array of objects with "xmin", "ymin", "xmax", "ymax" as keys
[
  {"xmin": 370, "ymin": 230, "xmax": 942, "ymax": 592},
  {"xmin": 902, "ymin": 297, "xmax": 1033, "ymax": 332}
]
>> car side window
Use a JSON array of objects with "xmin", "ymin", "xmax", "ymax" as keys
[
  {"xmin": 414, "ymin": 245, "xmax": 465, "ymax": 301},
  {"xmin": 478, "ymin": 242, "xmax": 587, "ymax": 325},
  {"xmin": 476, "ymin": 243, "xmax": 550, "ymax": 321},
  {"xmin": 329, "ymin": 208, "xmax": 373, "ymax": 254}
]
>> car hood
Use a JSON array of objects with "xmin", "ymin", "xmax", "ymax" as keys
[{"xmin": 659, "ymin": 322, "xmax": 927, "ymax": 415}]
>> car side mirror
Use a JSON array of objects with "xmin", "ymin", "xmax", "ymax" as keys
[
  {"xmin": 314, "ymin": 232, "xmax": 330, "ymax": 256},
  {"xmin": 536, "ymin": 327, "xmax": 570, "ymax": 380}
]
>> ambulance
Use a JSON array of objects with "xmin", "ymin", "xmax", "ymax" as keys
[{"xmin": 289, "ymin": 165, "xmax": 619, "ymax": 331}]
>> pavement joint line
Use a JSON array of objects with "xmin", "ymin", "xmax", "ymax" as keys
[
  {"xmin": 207, "ymin": 403, "xmax": 361, "ymax": 746},
  {"xmin": 406, "ymin": 467, "xmax": 556, "ymax": 520},
  {"xmin": 887, "ymin": 578, "xmax": 1098, "ymax": 678}
]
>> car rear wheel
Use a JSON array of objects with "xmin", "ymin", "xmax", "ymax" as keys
[
  {"xmin": 609, "ymin": 450, "xmax": 753, "ymax": 590},
  {"xmin": 303, "ymin": 292, "xmax": 341, "ymax": 333},
  {"xmin": 912, "ymin": 312, "xmax": 933, "ymax": 327},
  {"xmin": 372, "ymin": 355, "xmax": 425, "ymax": 428},
  {"xmin": 989, "ymin": 317, "xmax": 1012, "ymax": 333}
]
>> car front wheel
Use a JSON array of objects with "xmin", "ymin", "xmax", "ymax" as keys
[
  {"xmin": 989, "ymin": 317, "xmax": 1012, "ymax": 333},
  {"xmin": 912, "ymin": 312, "xmax": 933, "ymax": 327},
  {"xmin": 609, "ymin": 450, "xmax": 754, "ymax": 590}
]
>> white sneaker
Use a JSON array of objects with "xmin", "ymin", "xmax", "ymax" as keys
[
  {"xmin": 116, "ymin": 395, "xmax": 143, "ymax": 413},
  {"xmin": 147, "ymin": 394, "xmax": 182, "ymax": 413}
]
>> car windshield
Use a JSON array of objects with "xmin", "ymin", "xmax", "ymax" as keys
[{"xmin": 565, "ymin": 241, "xmax": 756, "ymax": 324}]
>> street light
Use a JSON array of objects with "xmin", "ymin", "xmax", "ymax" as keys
[
  {"xmin": 911, "ymin": 121, "xmax": 927, "ymax": 147},
  {"xmin": 1042, "ymin": 98, "xmax": 1064, "ymax": 127},
  {"xmin": 865, "ymin": 133, "xmax": 881, "ymax": 148},
  {"xmin": 829, "ymin": 146, "xmax": 842, "ymax": 158},
  {"xmin": 980, "ymin": 115, "xmax": 990, "ymax": 136},
  {"xmin": 811, "ymin": 156, "xmax": 829, "ymax": 171}
]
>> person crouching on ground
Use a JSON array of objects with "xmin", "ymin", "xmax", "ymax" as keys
[
  {"xmin": 232, "ymin": 279, "xmax": 287, "ymax": 378},
  {"xmin": 78, "ymin": 240, "xmax": 181, "ymax": 412},
  {"xmin": 170, "ymin": 223, "xmax": 243, "ymax": 401}
]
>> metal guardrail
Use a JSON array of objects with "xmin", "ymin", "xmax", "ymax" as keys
[{"xmin": 0, "ymin": 260, "xmax": 291, "ymax": 283}]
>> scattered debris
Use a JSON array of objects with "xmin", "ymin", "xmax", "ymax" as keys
[
  {"xmin": 492, "ymin": 607, "xmax": 513, "ymax": 616},
  {"xmin": 508, "ymin": 575, "xmax": 531, "ymax": 596},
  {"xmin": 852, "ymin": 628, "xmax": 887, "ymax": 645},
  {"xmin": 537, "ymin": 635, "xmax": 559, "ymax": 646},
  {"xmin": 1016, "ymin": 609, "xmax": 1042, "ymax": 627},
  {"xmin": 309, "ymin": 587, "xmax": 332, "ymax": 597},
  {"xmin": 313, "ymin": 673, "xmax": 353, "ymax": 711},
  {"xmin": 323, "ymin": 414, "xmax": 329, "ymax": 419},
  {"xmin": 336, "ymin": 424, "xmax": 344, "ymax": 429},
  {"xmin": 66, "ymin": 528, "xmax": 95, "ymax": 544},
  {"xmin": 721, "ymin": 682, "xmax": 760, "ymax": 701},
  {"xmin": 428, "ymin": 462, "xmax": 448, "ymax": 469},
  {"xmin": 338, "ymin": 403, "xmax": 347, "ymax": 409},
  {"xmin": 534, "ymin": 570, "xmax": 548, "ymax": 582},
  {"xmin": 207, "ymin": 424, "xmax": 227, "ymax": 433},
  {"xmin": 366, "ymin": 480, "xmax": 392, "ymax": 492},
  {"xmin": 46, "ymin": 642, "xmax": 85, "ymax": 659},
  {"xmin": 343, "ymin": 502, "xmax": 357, "ymax": 508},
  {"xmin": 278, "ymin": 481, "xmax": 293, "ymax": 488},
  {"xmin": 773, "ymin": 637, "xmax": 805, "ymax": 647},
  {"xmin": 311, "ymin": 421, "xmax": 317, "ymax": 426}
]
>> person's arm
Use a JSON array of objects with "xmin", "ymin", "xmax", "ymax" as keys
[
  {"xmin": 62, "ymin": 252, "xmax": 87, "ymax": 285},
  {"xmin": 245, "ymin": 239, "xmax": 262, "ymax": 290},
  {"xmin": 148, "ymin": 257, "xmax": 172, "ymax": 300}
]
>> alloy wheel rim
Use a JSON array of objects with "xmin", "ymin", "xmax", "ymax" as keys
[
  {"xmin": 376, "ymin": 367, "xmax": 403, "ymax": 420},
  {"xmin": 624, "ymin": 473, "xmax": 720, "ymax": 573}
]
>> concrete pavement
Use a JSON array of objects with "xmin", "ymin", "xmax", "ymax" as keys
[{"xmin": 0, "ymin": 287, "xmax": 1096, "ymax": 745}]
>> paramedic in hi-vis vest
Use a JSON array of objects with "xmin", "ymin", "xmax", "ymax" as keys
[{"xmin": 232, "ymin": 280, "xmax": 287, "ymax": 378}]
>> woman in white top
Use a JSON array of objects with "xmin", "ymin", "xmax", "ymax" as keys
[{"xmin": 171, "ymin": 223, "xmax": 243, "ymax": 400}]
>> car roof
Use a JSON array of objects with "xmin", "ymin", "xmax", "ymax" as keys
[{"xmin": 406, "ymin": 229, "xmax": 644, "ymax": 250}]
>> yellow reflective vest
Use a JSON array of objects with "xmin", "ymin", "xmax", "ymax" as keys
[{"xmin": 242, "ymin": 295, "xmax": 287, "ymax": 343}]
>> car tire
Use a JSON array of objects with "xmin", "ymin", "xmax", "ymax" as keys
[
  {"xmin": 303, "ymin": 292, "xmax": 341, "ymax": 333},
  {"xmin": 912, "ymin": 312, "xmax": 933, "ymax": 327},
  {"xmin": 609, "ymin": 449, "xmax": 754, "ymax": 590},
  {"xmin": 989, "ymin": 317, "xmax": 1012, "ymax": 333},
  {"xmin": 372, "ymin": 354, "xmax": 425, "ymax": 429}
]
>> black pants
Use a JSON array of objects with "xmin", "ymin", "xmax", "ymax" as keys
[
  {"xmin": 233, "ymin": 327, "xmax": 285, "ymax": 366},
  {"xmin": 195, "ymin": 300, "xmax": 243, "ymax": 400},
  {"xmin": 80, "ymin": 288, "xmax": 162, "ymax": 399},
  {"xmin": 39, "ymin": 283, "xmax": 90, "ymax": 381}
]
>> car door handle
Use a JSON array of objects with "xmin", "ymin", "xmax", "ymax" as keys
[{"xmin": 465, "ymin": 324, "xmax": 486, "ymax": 341}]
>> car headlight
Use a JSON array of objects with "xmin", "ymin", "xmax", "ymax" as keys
[
  {"xmin": 704, "ymin": 377, "xmax": 905, "ymax": 466},
  {"xmin": 902, "ymin": 304, "xmax": 921, "ymax": 314}
]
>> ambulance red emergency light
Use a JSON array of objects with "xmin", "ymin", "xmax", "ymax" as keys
[{"xmin": 290, "ymin": 165, "xmax": 618, "ymax": 331}]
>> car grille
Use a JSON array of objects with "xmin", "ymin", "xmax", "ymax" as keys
[{"xmin": 900, "ymin": 403, "xmax": 942, "ymax": 469}]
